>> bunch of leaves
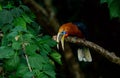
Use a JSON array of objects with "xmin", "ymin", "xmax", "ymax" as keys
[
  {"xmin": 100, "ymin": 0, "xmax": 120, "ymax": 18},
  {"xmin": 0, "ymin": 2, "xmax": 61, "ymax": 78}
]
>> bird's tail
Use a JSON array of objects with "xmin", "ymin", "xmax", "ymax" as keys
[{"xmin": 77, "ymin": 47, "xmax": 92, "ymax": 62}]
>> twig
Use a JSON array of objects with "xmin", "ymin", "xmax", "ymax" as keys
[
  {"xmin": 22, "ymin": 44, "xmax": 35, "ymax": 78},
  {"xmin": 65, "ymin": 36, "xmax": 120, "ymax": 65},
  {"xmin": 24, "ymin": 53, "xmax": 32, "ymax": 72}
]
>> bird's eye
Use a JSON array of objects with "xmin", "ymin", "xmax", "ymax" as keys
[{"xmin": 62, "ymin": 31, "xmax": 66, "ymax": 34}]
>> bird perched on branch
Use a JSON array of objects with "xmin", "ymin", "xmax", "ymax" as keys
[{"xmin": 57, "ymin": 22, "xmax": 92, "ymax": 62}]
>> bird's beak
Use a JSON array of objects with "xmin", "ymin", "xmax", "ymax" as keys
[
  {"xmin": 61, "ymin": 34, "xmax": 65, "ymax": 50},
  {"xmin": 57, "ymin": 32, "xmax": 62, "ymax": 49},
  {"xmin": 57, "ymin": 32, "xmax": 65, "ymax": 50}
]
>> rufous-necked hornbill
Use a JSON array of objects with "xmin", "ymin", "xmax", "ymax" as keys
[{"xmin": 57, "ymin": 22, "xmax": 92, "ymax": 62}]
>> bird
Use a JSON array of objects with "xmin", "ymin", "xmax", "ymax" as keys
[{"xmin": 57, "ymin": 22, "xmax": 92, "ymax": 62}]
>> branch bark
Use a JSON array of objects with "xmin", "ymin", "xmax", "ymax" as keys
[{"xmin": 65, "ymin": 36, "xmax": 120, "ymax": 65}]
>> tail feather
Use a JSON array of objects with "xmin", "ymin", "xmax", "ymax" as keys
[
  {"xmin": 77, "ymin": 48, "xmax": 92, "ymax": 62},
  {"xmin": 77, "ymin": 48, "xmax": 84, "ymax": 61},
  {"xmin": 83, "ymin": 47, "xmax": 92, "ymax": 62}
]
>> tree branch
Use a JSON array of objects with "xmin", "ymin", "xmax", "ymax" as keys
[{"xmin": 65, "ymin": 36, "xmax": 120, "ymax": 65}]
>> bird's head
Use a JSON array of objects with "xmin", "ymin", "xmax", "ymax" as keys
[
  {"xmin": 56, "ymin": 22, "xmax": 84, "ymax": 50},
  {"xmin": 57, "ymin": 30, "xmax": 68, "ymax": 50}
]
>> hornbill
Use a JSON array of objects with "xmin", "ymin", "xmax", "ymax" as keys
[{"xmin": 57, "ymin": 22, "xmax": 92, "ymax": 62}]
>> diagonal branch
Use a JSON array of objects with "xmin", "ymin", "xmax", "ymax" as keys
[{"xmin": 65, "ymin": 36, "xmax": 120, "ymax": 65}]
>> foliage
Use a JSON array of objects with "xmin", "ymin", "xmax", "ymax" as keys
[
  {"xmin": 100, "ymin": 0, "xmax": 120, "ymax": 18},
  {"xmin": 0, "ymin": 1, "xmax": 61, "ymax": 78}
]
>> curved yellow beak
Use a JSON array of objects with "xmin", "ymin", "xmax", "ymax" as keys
[
  {"xmin": 57, "ymin": 32, "xmax": 66, "ymax": 50},
  {"xmin": 61, "ymin": 34, "xmax": 65, "ymax": 50},
  {"xmin": 57, "ymin": 32, "xmax": 62, "ymax": 49}
]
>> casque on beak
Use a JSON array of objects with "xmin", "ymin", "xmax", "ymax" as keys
[{"xmin": 57, "ymin": 31, "xmax": 67, "ymax": 50}]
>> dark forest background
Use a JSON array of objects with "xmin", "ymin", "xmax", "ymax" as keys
[{"xmin": 0, "ymin": 0, "xmax": 120, "ymax": 78}]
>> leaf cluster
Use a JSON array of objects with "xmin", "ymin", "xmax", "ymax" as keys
[
  {"xmin": 0, "ymin": 1, "xmax": 61, "ymax": 78},
  {"xmin": 100, "ymin": 0, "xmax": 120, "ymax": 18}
]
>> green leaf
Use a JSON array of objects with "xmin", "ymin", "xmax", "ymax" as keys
[
  {"xmin": 43, "ymin": 64, "xmax": 56, "ymax": 78},
  {"xmin": 0, "ymin": 46, "xmax": 15, "ymax": 59},
  {"xmin": 100, "ymin": 0, "xmax": 120, "ymax": 18},
  {"xmin": 33, "ymin": 70, "xmax": 49, "ymax": 78},
  {"xmin": 109, "ymin": 0, "xmax": 120, "ymax": 18},
  {"xmin": 12, "ymin": 41, "xmax": 21, "ymax": 50},
  {"xmin": 8, "ymin": 74, "xmax": 18, "ymax": 78},
  {"xmin": 1, "ymin": 24, "xmax": 13, "ymax": 33},
  {"xmin": 11, "ymin": 7, "xmax": 23, "ymax": 17},
  {"xmin": 16, "ymin": 64, "xmax": 29, "ymax": 77},
  {"xmin": 47, "ymin": 39, "xmax": 57, "ymax": 47},
  {"xmin": 22, "ymin": 33, "xmax": 34, "ymax": 41},
  {"xmin": 0, "ymin": 4, "xmax": 2, "ymax": 11},
  {"xmin": 43, "ymin": 44, "xmax": 51, "ymax": 53},
  {"xmin": 0, "ymin": 10, "xmax": 13, "ymax": 26},
  {"xmin": 5, "ymin": 52, "xmax": 20, "ymax": 71},
  {"xmin": 50, "ymin": 50, "xmax": 62, "ymax": 65},
  {"xmin": 38, "ymin": 36, "xmax": 56, "ymax": 47},
  {"xmin": 22, "ymin": 13, "xmax": 33, "ymax": 23},
  {"xmin": 44, "ymin": 70, "xmax": 56, "ymax": 78},
  {"xmin": 23, "ymin": 72, "xmax": 34, "ymax": 78},
  {"xmin": 7, "ymin": 31, "xmax": 18, "ymax": 39},
  {"xmin": 100, "ymin": 0, "xmax": 113, "ymax": 6},
  {"xmin": 42, "ymin": 36, "xmax": 57, "ymax": 47},
  {"xmin": 20, "ymin": 5, "xmax": 30, "ymax": 12},
  {"xmin": 40, "ymin": 47, "xmax": 49, "ymax": 56},
  {"xmin": 30, "ymin": 22, "xmax": 41, "ymax": 34},
  {"xmin": 21, "ymin": 33, "xmax": 34, "ymax": 43},
  {"xmin": 26, "ymin": 44, "xmax": 38, "ymax": 55},
  {"xmin": 1, "ymin": 35, "xmax": 10, "ymax": 46},
  {"xmin": 29, "ymin": 12, "xmax": 36, "ymax": 19},
  {"xmin": 29, "ymin": 55, "xmax": 45, "ymax": 69},
  {"xmin": 4, "ymin": 2, "xmax": 14, "ymax": 9},
  {"xmin": 12, "ymin": 26, "xmax": 27, "ymax": 32},
  {"xmin": 14, "ymin": 17, "xmax": 26, "ymax": 30},
  {"xmin": 100, "ymin": 0, "xmax": 112, "ymax": 4}
]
